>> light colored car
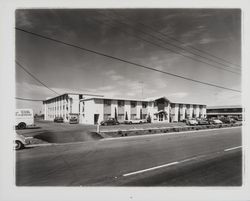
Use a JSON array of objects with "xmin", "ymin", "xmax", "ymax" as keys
[
  {"xmin": 186, "ymin": 119, "xmax": 198, "ymax": 126},
  {"xmin": 124, "ymin": 118, "xmax": 147, "ymax": 124},
  {"xmin": 15, "ymin": 134, "xmax": 29, "ymax": 150},
  {"xmin": 211, "ymin": 119, "xmax": 223, "ymax": 124}
]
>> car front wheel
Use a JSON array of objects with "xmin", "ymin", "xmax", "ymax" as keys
[
  {"xmin": 15, "ymin": 140, "xmax": 24, "ymax": 150},
  {"xmin": 18, "ymin": 122, "xmax": 26, "ymax": 129}
]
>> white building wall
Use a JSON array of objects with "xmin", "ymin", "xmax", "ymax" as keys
[
  {"xmin": 187, "ymin": 105, "xmax": 193, "ymax": 119},
  {"xmin": 82, "ymin": 100, "xmax": 95, "ymax": 124},
  {"xmin": 111, "ymin": 100, "xmax": 118, "ymax": 118},
  {"xmin": 136, "ymin": 101, "xmax": 142, "ymax": 118},
  {"xmin": 147, "ymin": 102, "xmax": 157, "ymax": 122},
  {"xmin": 69, "ymin": 94, "xmax": 80, "ymax": 114},
  {"xmin": 173, "ymin": 104, "xmax": 179, "ymax": 122},
  {"xmin": 180, "ymin": 105, "xmax": 186, "ymax": 121},
  {"xmin": 124, "ymin": 101, "xmax": 131, "ymax": 120},
  {"xmin": 194, "ymin": 106, "xmax": 200, "ymax": 118},
  {"xmin": 201, "ymin": 106, "xmax": 206, "ymax": 118}
]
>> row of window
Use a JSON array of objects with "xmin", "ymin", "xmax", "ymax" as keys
[
  {"xmin": 48, "ymin": 105, "xmax": 68, "ymax": 111},
  {"xmin": 103, "ymin": 100, "xmax": 205, "ymax": 109},
  {"xmin": 104, "ymin": 100, "xmax": 149, "ymax": 108}
]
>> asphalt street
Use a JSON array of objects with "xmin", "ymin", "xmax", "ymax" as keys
[{"xmin": 16, "ymin": 127, "xmax": 242, "ymax": 186}]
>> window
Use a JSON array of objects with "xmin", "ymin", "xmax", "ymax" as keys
[
  {"xmin": 104, "ymin": 99, "xmax": 111, "ymax": 106},
  {"xmin": 118, "ymin": 114, "xmax": 124, "ymax": 120},
  {"xmin": 104, "ymin": 114, "xmax": 111, "ymax": 120},
  {"xmin": 142, "ymin": 102, "xmax": 148, "ymax": 108},
  {"xmin": 79, "ymin": 94, "xmax": 83, "ymax": 99},
  {"xmin": 131, "ymin": 101, "xmax": 137, "ymax": 108},
  {"xmin": 130, "ymin": 114, "xmax": 136, "ymax": 120},
  {"xmin": 118, "ymin": 100, "xmax": 125, "ymax": 107}
]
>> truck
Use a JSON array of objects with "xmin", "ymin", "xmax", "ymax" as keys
[{"xmin": 15, "ymin": 109, "xmax": 34, "ymax": 129}]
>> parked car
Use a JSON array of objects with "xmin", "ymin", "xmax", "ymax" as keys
[
  {"xmin": 15, "ymin": 133, "xmax": 29, "ymax": 150},
  {"xmin": 124, "ymin": 118, "xmax": 147, "ymax": 124},
  {"xmin": 69, "ymin": 116, "xmax": 79, "ymax": 124},
  {"xmin": 197, "ymin": 119, "xmax": 209, "ymax": 125},
  {"xmin": 54, "ymin": 117, "xmax": 64, "ymax": 123},
  {"xmin": 210, "ymin": 119, "xmax": 223, "ymax": 124},
  {"xmin": 186, "ymin": 119, "xmax": 198, "ymax": 126},
  {"xmin": 100, "ymin": 118, "xmax": 119, "ymax": 126},
  {"xmin": 219, "ymin": 117, "xmax": 236, "ymax": 124}
]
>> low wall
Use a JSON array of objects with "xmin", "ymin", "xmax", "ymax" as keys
[{"xmin": 99, "ymin": 122, "xmax": 242, "ymax": 138}]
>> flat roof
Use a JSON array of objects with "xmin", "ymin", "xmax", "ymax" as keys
[
  {"xmin": 81, "ymin": 96, "xmax": 148, "ymax": 102},
  {"xmin": 43, "ymin": 93, "xmax": 103, "ymax": 102},
  {"xmin": 207, "ymin": 105, "xmax": 242, "ymax": 109},
  {"xmin": 81, "ymin": 96, "xmax": 206, "ymax": 106}
]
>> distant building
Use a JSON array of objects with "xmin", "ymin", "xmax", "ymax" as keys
[
  {"xmin": 79, "ymin": 96, "xmax": 206, "ymax": 125},
  {"xmin": 43, "ymin": 93, "xmax": 103, "ymax": 122},
  {"xmin": 206, "ymin": 105, "xmax": 243, "ymax": 119}
]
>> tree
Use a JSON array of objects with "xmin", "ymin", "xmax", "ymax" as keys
[
  {"xmin": 125, "ymin": 111, "xmax": 128, "ymax": 120},
  {"xmin": 147, "ymin": 113, "xmax": 151, "ymax": 123},
  {"xmin": 115, "ymin": 107, "xmax": 118, "ymax": 121},
  {"xmin": 140, "ymin": 108, "xmax": 142, "ymax": 119}
]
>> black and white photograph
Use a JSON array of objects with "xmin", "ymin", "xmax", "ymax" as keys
[{"xmin": 1, "ymin": 1, "xmax": 250, "ymax": 201}]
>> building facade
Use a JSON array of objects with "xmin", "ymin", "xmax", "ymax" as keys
[
  {"xmin": 207, "ymin": 105, "xmax": 242, "ymax": 119},
  {"xmin": 43, "ymin": 93, "xmax": 103, "ymax": 122},
  {"xmin": 79, "ymin": 96, "xmax": 206, "ymax": 125}
]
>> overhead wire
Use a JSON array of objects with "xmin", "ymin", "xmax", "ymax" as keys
[
  {"xmin": 16, "ymin": 60, "xmax": 60, "ymax": 95},
  {"xmin": 96, "ymin": 11, "xmax": 240, "ymax": 74},
  {"xmin": 112, "ymin": 10, "xmax": 241, "ymax": 69},
  {"xmin": 15, "ymin": 27, "xmax": 241, "ymax": 93}
]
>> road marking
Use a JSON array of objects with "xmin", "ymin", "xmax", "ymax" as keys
[
  {"xmin": 122, "ymin": 146, "xmax": 242, "ymax": 177},
  {"xmin": 123, "ymin": 161, "xmax": 179, "ymax": 177},
  {"xmin": 224, "ymin": 146, "xmax": 242, "ymax": 152}
]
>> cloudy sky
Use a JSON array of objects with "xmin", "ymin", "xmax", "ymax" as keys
[{"xmin": 15, "ymin": 9, "xmax": 241, "ymax": 114}]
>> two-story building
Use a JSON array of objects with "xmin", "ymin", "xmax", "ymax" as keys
[{"xmin": 79, "ymin": 96, "xmax": 206, "ymax": 125}]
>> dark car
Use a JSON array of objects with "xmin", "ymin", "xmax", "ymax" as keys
[
  {"xmin": 219, "ymin": 117, "xmax": 236, "ymax": 124},
  {"xmin": 54, "ymin": 117, "xmax": 64, "ymax": 123},
  {"xmin": 69, "ymin": 116, "xmax": 79, "ymax": 124},
  {"xmin": 100, "ymin": 118, "xmax": 119, "ymax": 126},
  {"xmin": 197, "ymin": 119, "xmax": 209, "ymax": 125}
]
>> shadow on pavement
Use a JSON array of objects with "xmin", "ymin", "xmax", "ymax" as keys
[{"xmin": 33, "ymin": 130, "xmax": 103, "ymax": 143}]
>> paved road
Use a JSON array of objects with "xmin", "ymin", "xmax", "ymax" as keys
[{"xmin": 16, "ymin": 127, "xmax": 242, "ymax": 186}]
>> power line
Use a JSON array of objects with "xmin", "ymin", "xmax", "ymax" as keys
[
  {"xmin": 99, "ymin": 11, "xmax": 240, "ymax": 74},
  {"xmin": 15, "ymin": 60, "xmax": 60, "ymax": 95},
  {"xmin": 112, "ymin": 10, "xmax": 241, "ymax": 69},
  {"xmin": 15, "ymin": 97, "xmax": 44, "ymax": 101},
  {"xmin": 15, "ymin": 27, "xmax": 241, "ymax": 93}
]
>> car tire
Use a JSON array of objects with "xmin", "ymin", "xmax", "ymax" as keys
[
  {"xmin": 15, "ymin": 140, "xmax": 24, "ymax": 150},
  {"xmin": 18, "ymin": 122, "xmax": 26, "ymax": 129}
]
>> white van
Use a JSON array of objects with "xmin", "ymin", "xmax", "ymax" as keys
[{"xmin": 16, "ymin": 109, "xmax": 34, "ymax": 129}]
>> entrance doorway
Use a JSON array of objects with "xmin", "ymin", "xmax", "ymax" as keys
[
  {"xmin": 159, "ymin": 113, "xmax": 164, "ymax": 121},
  {"xmin": 94, "ymin": 114, "xmax": 99, "ymax": 124}
]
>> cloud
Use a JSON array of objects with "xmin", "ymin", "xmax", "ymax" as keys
[
  {"xmin": 105, "ymin": 70, "xmax": 124, "ymax": 81},
  {"xmin": 169, "ymin": 92, "xmax": 188, "ymax": 99}
]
